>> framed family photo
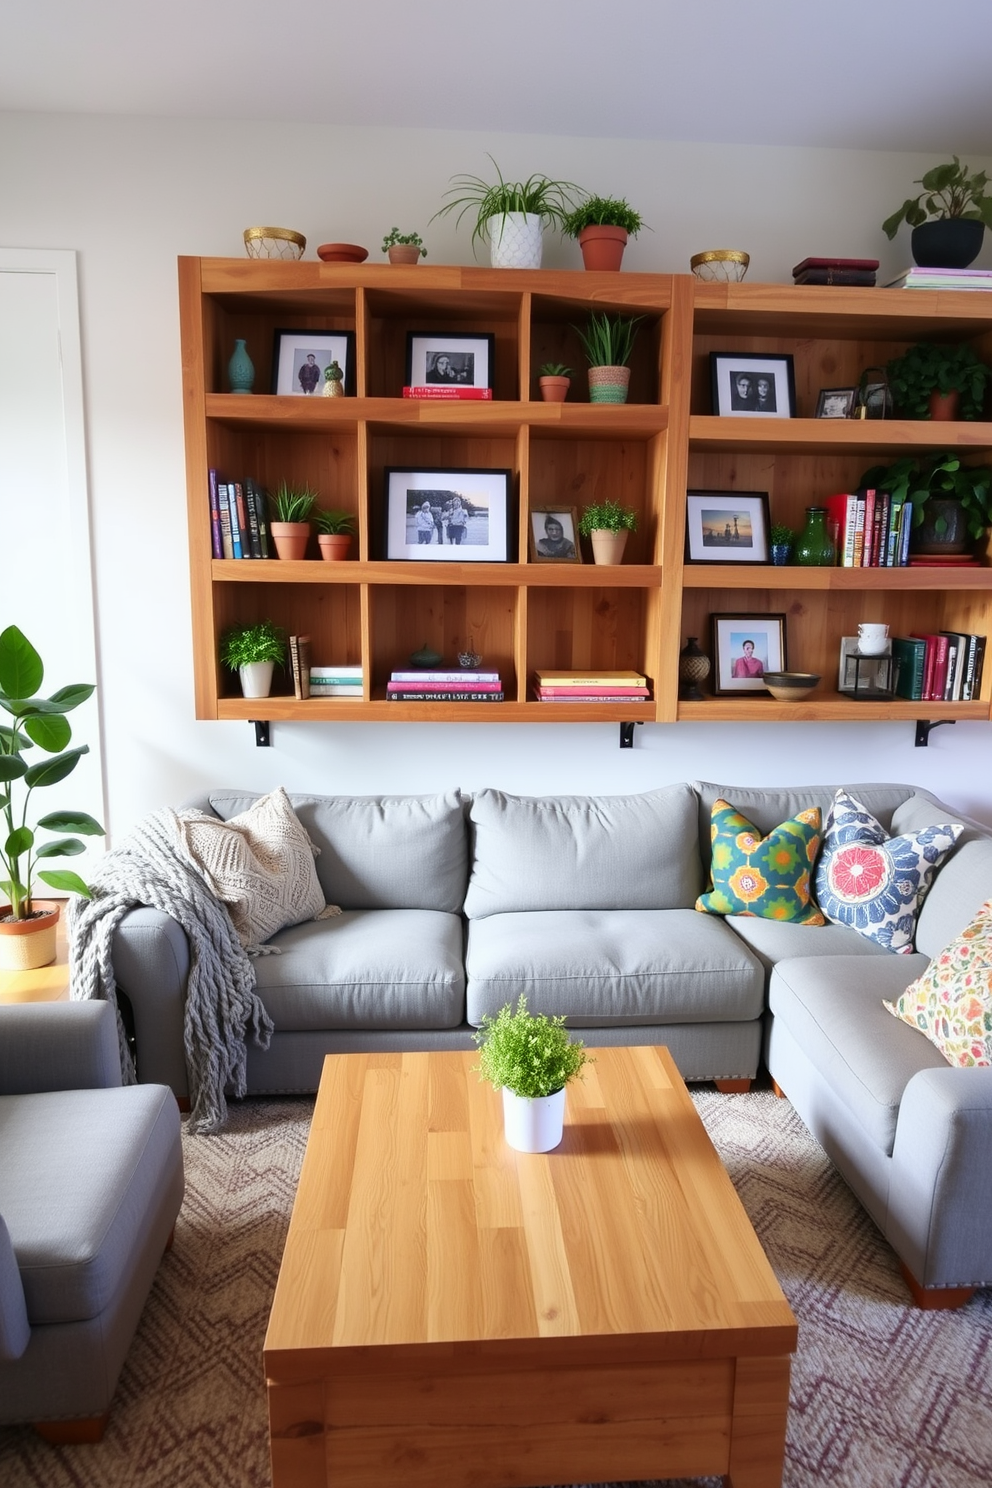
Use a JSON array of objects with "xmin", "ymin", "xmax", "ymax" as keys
[
  {"xmin": 710, "ymin": 353, "xmax": 796, "ymax": 418},
  {"xmin": 710, "ymin": 612, "xmax": 787, "ymax": 695},
  {"xmin": 529, "ymin": 506, "xmax": 582, "ymax": 563},
  {"xmin": 405, "ymin": 332, "xmax": 494, "ymax": 391},
  {"xmin": 383, "ymin": 467, "xmax": 512, "ymax": 562},
  {"xmin": 685, "ymin": 490, "xmax": 770, "ymax": 564},
  {"xmin": 815, "ymin": 386, "xmax": 856, "ymax": 419},
  {"xmin": 271, "ymin": 329, "xmax": 356, "ymax": 396}
]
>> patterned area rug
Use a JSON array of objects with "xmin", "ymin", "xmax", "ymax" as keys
[{"xmin": 2, "ymin": 1087, "xmax": 990, "ymax": 1488}]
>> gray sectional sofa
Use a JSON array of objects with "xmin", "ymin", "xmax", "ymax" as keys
[{"xmin": 109, "ymin": 779, "xmax": 992, "ymax": 1302}]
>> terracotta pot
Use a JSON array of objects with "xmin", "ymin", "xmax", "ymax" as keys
[
  {"xmin": 538, "ymin": 375, "xmax": 570, "ymax": 403},
  {"xmin": 387, "ymin": 244, "xmax": 421, "ymax": 265},
  {"xmin": 577, "ymin": 224, "xmax": 628, "ymax": 272},
  {"xmin": 928, "ymin": 388, "xmax": 961, "ymax": 421},
  {"xmin": 589, "ymin": 529, "xmax": 629, "ymax": 565},
  {"xmin": 0, "ymin": 900, "xmax": 60, "ymax": 971},
  {"xmin": 318, "ymin": 533, "xmax": 352, "ymax": 561},
  {"xmin": 270, "ymin": 521, "xmax": 311, "ymax": 560},
  {"xmin": 588, "ymin": 365, "xmax": 631, "ymax": 404}
]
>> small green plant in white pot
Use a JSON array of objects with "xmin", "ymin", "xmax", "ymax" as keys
[
  {"xmin": 574, "ymin": 312, "xmax": 643, "ymax": 404},
  {"xmin": 219, "ymin": 619, "xmax": 286, "ymax": 699},
  {"xmin": 474, "ymin": 993, "xmax": 590, "ymax": 1152},
  {"xmin": 578, "ymin": 498, "xmax": 638, "ymax": 565}
]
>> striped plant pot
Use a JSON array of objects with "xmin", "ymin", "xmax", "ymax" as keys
[{"xmin": 588, "ymin": 365, "xmax": 631, "ymax": 404}]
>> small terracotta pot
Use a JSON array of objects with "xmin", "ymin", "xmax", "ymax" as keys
[
  {"xmin": 318, "ymin": 533, "xmax": 352, "ymax": 560},
  {"xmin": 577, "ymin": 224, "xmax": 629, "ymax": 272},
  {"xmin": 0, "ymin": 900, "xmax": 60, "ymax": 971},
  {"xmin": 270, "ymin": 521, "xmax": 311, "ymax": 559},
  {"xmin": 538, "ymin": 376, "xmax": 570, "ymax": 403},
  {"xmin": 589, "ymin": 529, "xmax": 629, "ymax": 565},
  {"xmin": 928, "ymin": 388, "xmax": 961, "ymax": 421},
  {"xmin": 387, "ymin": 244, "xmax": 421, "ymax": 265},
  {"xmin": 588, "ymin": 365, "xmax": 631, "ymax": 404}
]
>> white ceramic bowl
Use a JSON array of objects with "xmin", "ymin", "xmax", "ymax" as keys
[
  {"xmin": 690, "ymin": 249, "xmax": 750, "ymax": 283},
  {"xmin": 762, "ymin": 671, "xmax": 820, "ymax": 702}
]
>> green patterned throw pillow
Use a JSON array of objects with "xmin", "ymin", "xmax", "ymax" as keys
[{"xmin": 696, "ymin": 798, "xmax": 825, "ymax": 923}]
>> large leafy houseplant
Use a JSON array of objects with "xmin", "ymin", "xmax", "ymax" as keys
[
  {"xmin": 885, "ymin": 342, "xmax": 992, "ymax": 420},
  {"xmin": 473, "ymin": 994, "xmax": 589, "ymax": 1099},
  {"xmin": 883, "ymin": 157, "xmax": 992, "ymax": 238},
  {"xmin": 859, "ymin": 452, "xmax": 992, "ymax": 541},
  {"xmin": 433, "ymin": 156, "xmax": 581, "ymax": 254},
  {"xmin": 0, "ymin": 625, "xmax": 104, "ymax": 921}
]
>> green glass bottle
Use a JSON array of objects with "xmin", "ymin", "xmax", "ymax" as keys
[{"xmin": 795, "ymin": 506, "xmax": 836, "ymax": 566}]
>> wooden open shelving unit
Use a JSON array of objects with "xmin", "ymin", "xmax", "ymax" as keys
[{"xmin": 178, "ymin": 260, "xmax": 992, "ymax": 730}]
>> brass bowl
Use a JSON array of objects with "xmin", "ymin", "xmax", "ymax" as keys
[
  {"xmin": 690, "ymin": 248, "xmax": 750, "ymax": 282},
  {"xmin": 244, "ymin": 226, "xmax": 306, "ymax": 260},
  {"xmin": 762, "ymin": 671, "xmax": 820, "ymax": 702}
]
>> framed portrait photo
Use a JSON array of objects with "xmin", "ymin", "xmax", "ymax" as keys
[
  {"xmin": 815, "ymin": 386, "xmax": 856, "ymax": 419},
  {"xmin": 406, "ymin": 332, "xmax": 494, "ymax": 391},
  {"xmin": 685, "ymin": 490, "xmax": 770, "ymax": 564},
  {"xmin": 710, "ymin": 353, "xmax": 796, "ymax": 419},
  {"xmin": 529, "ymin": 505, "xmax": 582, "ymax": 564},
  {"xmin": 383, "ymin": 467, "xmax": 512, "ymax": 562},
  {"xmin": 710, "ymin": 612, "xmax": 787, "ymax": 695},
  {"xmin": 272, "ymin": 329, "xmax": 356, "ymax": 396}
]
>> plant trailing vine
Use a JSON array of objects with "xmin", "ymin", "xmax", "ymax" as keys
[{"xmin": 473, "ymin": 994, "xmax": 590, "ymax": 1099}]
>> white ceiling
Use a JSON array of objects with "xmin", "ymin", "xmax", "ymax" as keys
[{"xmin": 5, "ymin": 0, "xmax": 992, "ymax": 154}]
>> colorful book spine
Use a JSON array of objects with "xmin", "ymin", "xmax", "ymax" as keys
[
  {"xmin": 231, "ymin": 482, "xmax": 253, "ymax": 558},
  {"xmin": 245, "ymin": 477, "xmax": 270, "ymax": 558},
  {"xmin": 386, "ymin": 679, "xmax": 503, "ymax": 693},
  {"xmin": 891, "ymin": 637, "xmax": 927, "ymax": 700},
  {"xmin": 217, "ymin": 479, "xmax": 234, "ymax": 559},
  {"xmin": 860, "ymin": 489, "xmax": 876, "ymax": 566},
  {"xmin": 401, "ymin": 386, "xmax": 494, "ymax": 400},
  {"xmin": 309, "ymin": 684, "xmax": 364, "ymax": 697},
  {"xmin": 388, "ymin": 670, "xmax": 500, "ymax": 683},
  {"xmin": 208, "ymin": 469, "xmax": 224, "ymax": 558},
  {"xmin": 387, "ymin": 690, "xmax": 505, "ymax": 702},
  {"xmin": 533, "ymin": 671, "xmax": 648, "ymax": 688},
  {"xmin": 851, "ymin": 496, "xmax": 866, "ymax": 568},
  {"xmin": 223, "ymin": 480, "xmax": 244, "ymax": 559},
  {"xmin": 241, "ymin": 478, "xmax": 263, "ymax": 558},
  {"xmin": 536, "ymin": 685, "xmax": 650, "ymax": 698}
]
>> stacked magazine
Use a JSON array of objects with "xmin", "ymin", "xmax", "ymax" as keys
[
  {"xmin": 532, "ymin": 669, "xmax": 651, "ymax": 702},
  {"xmin": 386, "ymin": 667, "xmax": 504, "ymax": 702}
]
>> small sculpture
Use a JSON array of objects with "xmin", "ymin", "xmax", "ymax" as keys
[
  {"xmin": 322, "ymin": 360, "xmax": 344, "ymax": 397},
  {"xmin": 458, "ymin": 650, "xmax": 482, "ymax": 668}
]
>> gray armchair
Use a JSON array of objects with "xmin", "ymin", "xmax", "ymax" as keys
[{"xmin": 0, "ymin": 1001, "xmax": 184, "ymax": 1441}]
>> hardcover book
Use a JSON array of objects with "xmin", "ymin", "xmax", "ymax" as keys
[
  {"xmin": 891, "ymin": 636, "xmax": 927, "ymax": 700},
  {"xmin": 401, "ymin": 386, "xmax": 493, "ymax": 400}
]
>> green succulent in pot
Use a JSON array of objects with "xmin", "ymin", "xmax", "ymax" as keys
[
  {"xmin": 885, "ymin": 342, "xmax": 992, "ymax": 420},
  {"xmin": 314, "ymin": 508, "xmax": 356, "ymax": 536}
]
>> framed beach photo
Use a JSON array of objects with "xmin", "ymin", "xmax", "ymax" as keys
[
  {"xmin": 685, "ymin": 490, "xmax": 770, "ymax": 564},
  {"xmin": 529, "ymin": 506, "xmax": 582, "ymax": 564},
  {"xmin": 710, "ymin": 353, "xmax": 796, "ymax": 418},
  {"xmin": 383, "ymin": 467, "xmax": 512, "ymax": 562},
  {"xmin": 405, "ymin": 332, "xmax": 494, "ymax": 391},
  {"xmin": 711, "ymin": 612, "xmax": 787, "ymax": 695},
  {"xmin": 272, "ymin": 329, "xmax": 356, "ymax": 396},
  {"xmin": 815, "ymin": 386, "xmax": 856, "ymax": 419}
]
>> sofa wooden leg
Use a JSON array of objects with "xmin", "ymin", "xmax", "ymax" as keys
[
  {"xmin": 165, "ymin": 1225, "xmax": 176, "ymax": 1252},
  {"xmin": 33, "ymin": 1412, "xmax": 110, "ymax": 1444},
  {"xmin": 899, "ymin": 1261, "xmax": 976, "ymax": 1310},
  {"xmin": 771, "ymin": 1079, "xmax": 786, "ymax": 1099},
  {"xmin": 714, "ymin": 1078, "xmax": 751, "ymax": 1093}
]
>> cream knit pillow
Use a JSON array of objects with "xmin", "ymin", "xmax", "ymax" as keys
[{"xmin": 176, "ymin": 786, "xmax": 338, "ymax": 950}]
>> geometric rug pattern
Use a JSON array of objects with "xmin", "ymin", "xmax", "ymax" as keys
[{"xmin": 1, "ymin": 1087, "xmax": 990, "ymax": 1488}]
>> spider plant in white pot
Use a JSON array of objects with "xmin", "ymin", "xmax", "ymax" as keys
[
  {"xmin": 473, "ymin": 994, "xmax": 590, "ymax": 1152},
  {"xmin": 433, "ymin": 156, "xmax": 581, "ymax": 269}
]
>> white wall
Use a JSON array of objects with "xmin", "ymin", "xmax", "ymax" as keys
[{"xmin": 3, "ymin": 111, "xmax": 992, "ymax": 835}]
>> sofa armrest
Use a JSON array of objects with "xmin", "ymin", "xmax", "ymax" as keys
[
  {"xmin": 111, "ymin": 907, "xmax": 191, "ymax": 1099},
  {"xmin": 888, "ymin": 1066, "xmax": 992, "ymax": 1288},
  {"xmin": 0, "ymin": 1002, "xmax": 121, "ymax": 1094},
  {"xmin": 0, "ymin": 1216, "xmax": 30, "ymax": 1361}
]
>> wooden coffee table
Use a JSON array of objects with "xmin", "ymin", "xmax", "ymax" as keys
[{"xmin": 264, "ymin": 1046, "xmax": 797, "ymax": 1488}]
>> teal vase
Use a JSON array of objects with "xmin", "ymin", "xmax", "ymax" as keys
[
  {"xmin": 228, "ymin": 339, "xmax": 255, "ymax": 395},
  {"xmin": 795, "ymin": 506, "xmax": 836, "ymax": 566}
]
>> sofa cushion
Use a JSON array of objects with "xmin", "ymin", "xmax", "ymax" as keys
[
  {"xmin": 206, "ymin": 790, "xmax": 468, "ymax": 912},
  {"xmin": 697, "ymin": 799, "xmax": 825, "ymax": 924},
  {"xmin": 915, "ymin": 836, "xmax": 992, "ymax": 959},
  {"xmin": 769, "ymin": 954, "xmax": 946, "ymax": 1154},
  {"xmin": 884, "ymin": 899, "xmax": 992, "ymax": 1066},
  {"xmin": 252, "ymin": 910, "xmax": 465, "ymax": 1031},
  {"xmin": 694, "ymin": 781, "xmax": 916, "ymax": 864},
  {"xmin": 815, "ymin": 789, "xmax": 962, "ymax": 953},
  {"xmin": 465, "ymin": 908, "xmax": 764, "ymax": 1027},
  {"xmin": 725, "ymin": 914, "xmax": 890, "ymax": 972},
  {"xmin": 463, "ymin": 785, "xmax": 701, "ymax": 919}
]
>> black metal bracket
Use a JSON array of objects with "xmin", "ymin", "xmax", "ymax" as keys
[
  {"xmin": 251, "ymin": 720, "xmax": 271, "ymax": 748},
  {"xmin": 619, "ymin": 721, "xmax": 643, "ymax": 749},
  {"xmin": 915, "ymin": 719, "xmax": 956, "ymax": 748}
]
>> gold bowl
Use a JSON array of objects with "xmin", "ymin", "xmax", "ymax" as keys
[
  {"xmin": 690, "ymin": 249, "xmax": 750, "ymax": 283},
  {"xmin": 244, "ymin": 226, "xmax": 306, "ymax": 260},
  {"xmin": 762, "ymin": 671, "xmax": 820, "ymax": 702}
]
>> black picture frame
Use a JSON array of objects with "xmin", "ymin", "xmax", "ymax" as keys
[
  {"xmin": 711, "ymin": 612, "xmax": 787, "ymax": 695},
  {"xmin": 710, "ymin": 353, "xmax": 796, "ymax": 418},
  {"xmin": 815, "ymin": 387, "xmax": 856, "ymax": 419},
  {"xmin": 272, "ymin": 329, "xmax": 357, "ymax": 396},
  {"xmin": 405, "ymin": 332, "xmax": 495, "ymax": 391},
  {"xmin": 685, "ymin": 490, "xmax": 770, "ymax": 564},
  {"xmin": 383, "ymin": 467, "xmax": 513, "ymax": 562}
]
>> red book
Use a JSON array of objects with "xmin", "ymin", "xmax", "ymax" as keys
[
  {"xmin": 911, "ymin": 633, "xmax": 950, "ymax": 701},
  {"xmin": 824, "ymin": 493, "xmax": 858, "ymax": 567},
  {"xmin": 536, "ymin": 685, "xmax": 650, "ymax": 698},
  {"xmin": 861, "ymin": 488, "xmax": 876, "ymax": 566},
  {"xmin": 402, "ymin": 386, "xmax": 493, "ymax": 400},
  {"xmin": 792, "ymin": 256, "xmax": 880, "ymax": 275}
]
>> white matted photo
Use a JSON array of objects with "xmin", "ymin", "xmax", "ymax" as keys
[
  {"xmin": 711, "ymin": 612, "xmax": 787, "ymax": 694},
  {"xmin": 710, "ymin": 353, "xmax": 795, "ymax": 418},
  {"xmin": 271, "ymin": 329, "xmax": 356, "ymax": 396},
  {"xmin": 384, "ymin": 467, "xmax": 512, "ymax": 561},
  {"xmin": 406, "ymin": 332, "xmax": 494, "ymax": 390},
  {"xmin": 685, "ymin": 490, "xmax": 769, "ymax": 563}
]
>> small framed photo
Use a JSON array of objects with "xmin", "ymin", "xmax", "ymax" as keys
[
  {"xmin": 272, "ymin": 329, "xmax": 356, "ymax": 396},
  {"xmin": 710, "ymin": 353, "xmax": 796, "ymax": 418},
  {"xmin": 711, "ymin": 613, "xmax": 787, "ymax": 695},
  {"xmin": 406, "ymin": 332, "xmax": 494, "ymax": 391},
  {"xmin": 529, "ymin": 506, "xmax": 582, "ymax": 564},
  {"xmin": 384, "ymin": 468, "xmax": 512, "ymax": 562},
  {"xmin": 816, "ymin": 387, "xmax": 856, "ymax": 419},
  {"xmin": 685, "ymin": 490, "xmax": 770, "ymax": 564}
]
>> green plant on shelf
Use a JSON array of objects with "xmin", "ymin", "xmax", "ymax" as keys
[
  {"xmin": 314, "ymin": 508, "xmax": 356, "ymax": 536},
  {"xmin": 432, "ymin": 156, "xmax": 581, "ymax": 252},
  {"xmin": 770, "ymin": 523, "xmax": 794, "ymax": 547},
  {"xmin": 882, "ymin": 157, "xmax": 992, "ymax": 238},
  {"xmin": 472, "ymin": 994, "xmax": 590, "ymax": 1099},
  {"xmin": 562, "ymin": 194, "xmax": 645, "ymax": 238},
  {"xmin": 859, "ymin": 452, "xmax": 992, "ymax": 539},
  {"xmin": 538, "ymin": 362, "xmax": 572, "ymax": 377},
  {"xmin": 219, "ymin": 619, "xmax": 286, "ymax": 672},
  {"xmin": 381, "ymin": 227, "xmax": 426, "ymax": 257},
  {"xmin": 885, "ymin": 342, "xmax": 992, "ymax": 420},
  {"xmin": 577, "ymin": 499, "xmax": 638, "ymax": 536},
  {"xmin": 573, "ymin": 311, "xmax": 643, "ymax": 368},
  {"xmin": 270, "ymin": 483, "xmax": 317, "ymax": 523}
]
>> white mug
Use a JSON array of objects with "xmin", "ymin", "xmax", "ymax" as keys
[{"xmin": 858, "ymin": 622, "xmax": 889, "ymax": 656}]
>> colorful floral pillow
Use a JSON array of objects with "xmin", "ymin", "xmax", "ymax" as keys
[
  {"xmin": 884, "ymin": 899, "xmax": 992, "ymax": 1065},
  {"xmin": 696, "ymin": 799, "xmax": 825, "ymax": 923},
  {"xmin": 814, "ymin": 789, "xmax": 962, "ymax": 953}
]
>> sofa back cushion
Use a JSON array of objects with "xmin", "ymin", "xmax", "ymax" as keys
[
  {"xmin": 693, "ymin": 782, "xmax": 917, "ymax": 864},
  {"xmin": 203, "ymin": 790, "xmax": 468, "ymax": 912},
  {"xmin": 463, "ymin": 785, "xmax": 701, "ymax": 918}
]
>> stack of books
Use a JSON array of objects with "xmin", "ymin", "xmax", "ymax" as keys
[
  {"xmin": 824, "ymin": 490, "xmax": 912, "ymax": 568},
  {"xmin": 892, "ymin": 632, "xmax": 986, "ymax": 701},
  {"xmin": 885, "ymin": 266, "xmax": 992, "ymax": 292},
  {"xmin": 792, "ymin": 257, "xmax": 878, "ymax": 287},
  {"xmin": 209, "ymin": 469, "xmax": 271, "ymax": 559},
  {"xmin": 309, "ymin": 664, "xmax": 364, "ymax": 699},
  {"xmin": 386, "ymin": 667, "xmax": 504, "ymax": 702},
  {"xmin": 532, "ymin": 669, "xmax": 651, "ymax": 702},
  {"xmin": 401, "ymin": 386, "xmax": 493, "ymax": 400}
]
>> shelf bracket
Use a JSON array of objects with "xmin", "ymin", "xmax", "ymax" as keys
[
  {"xmin": 251, "ymin": 720, "xmax": 271, "ymax": 748},
  {"xmin": 914, "ymin": 719, "xmax": 955, "ymax": 749},
  {"xmin": 619, "ymin": 721, "xmax": 642, "ymax": 750}
]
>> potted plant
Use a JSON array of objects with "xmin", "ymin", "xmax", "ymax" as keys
[
  {"xmin": 770, "ymin": 523, "xmax": 794, "ymax": 565},
  {"xmin": 219, "ymin": 619, "xmax": 286, "ymax": 698},
  {"xmin": 473, "ymin": 993, "xmax": 589, "ymax": 1152},
  {"xmin": 269, "ymin": 482, "xmax": 316, "ymax": 559},
  {"xmin": 381, "ymin": 227, "xmax": 427, "ymax": 265},
  {"xmin": 577, "ymin": 498, "xmax": 638, "ymax": 565},
  {"xmin": 562, "ymin": 194, "xmax": 644, "ymax": 271},
  {"xmin": 432, "ymin": 156, "xmax": 580, "ymax": 269},
  {"xmin": 883, "ymin": 157, "xmax": 992, "ymax": 269},
  {"xmin": 859, "ymin": 451, "xmax": 992, "ymax": 557},
  {"xmin": 885, "ymin": 342, "xmax": 992, "ymax": 421},
  {"xmin": 537, "ymin": 361, "xmax": 572, "ymax": 403},
  {"xmin": 574, "ymin": 311, "xmax": 643, "ymax": 404},
  {"xmin": 0, "ymin": 625, "xmax": 104, "ymax": 970},
  {"xmin": 315, "ymin": 507, "xmax": 356, "ymax": 560}
]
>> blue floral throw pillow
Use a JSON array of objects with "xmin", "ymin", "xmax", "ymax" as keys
[{"xmin": 814, "ymin": 789, "xmax": 963, "ymax": 953}]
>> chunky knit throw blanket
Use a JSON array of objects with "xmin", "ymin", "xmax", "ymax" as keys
[{"xmin": 68, "ymin": 809, "xmax": 274, "ymax": 1134}]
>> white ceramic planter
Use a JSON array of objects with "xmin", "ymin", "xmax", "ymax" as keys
[
  {"xmin": 502, "ymin": 1085, "xmax": 566, "ymax": 1152},
  {"xmin": 239, "ymin": 661, "xmax": 274, "ymax": 698},
  {"xmin": 487, "ymin": 212, "xmax": 543, "ymax": 269}
]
